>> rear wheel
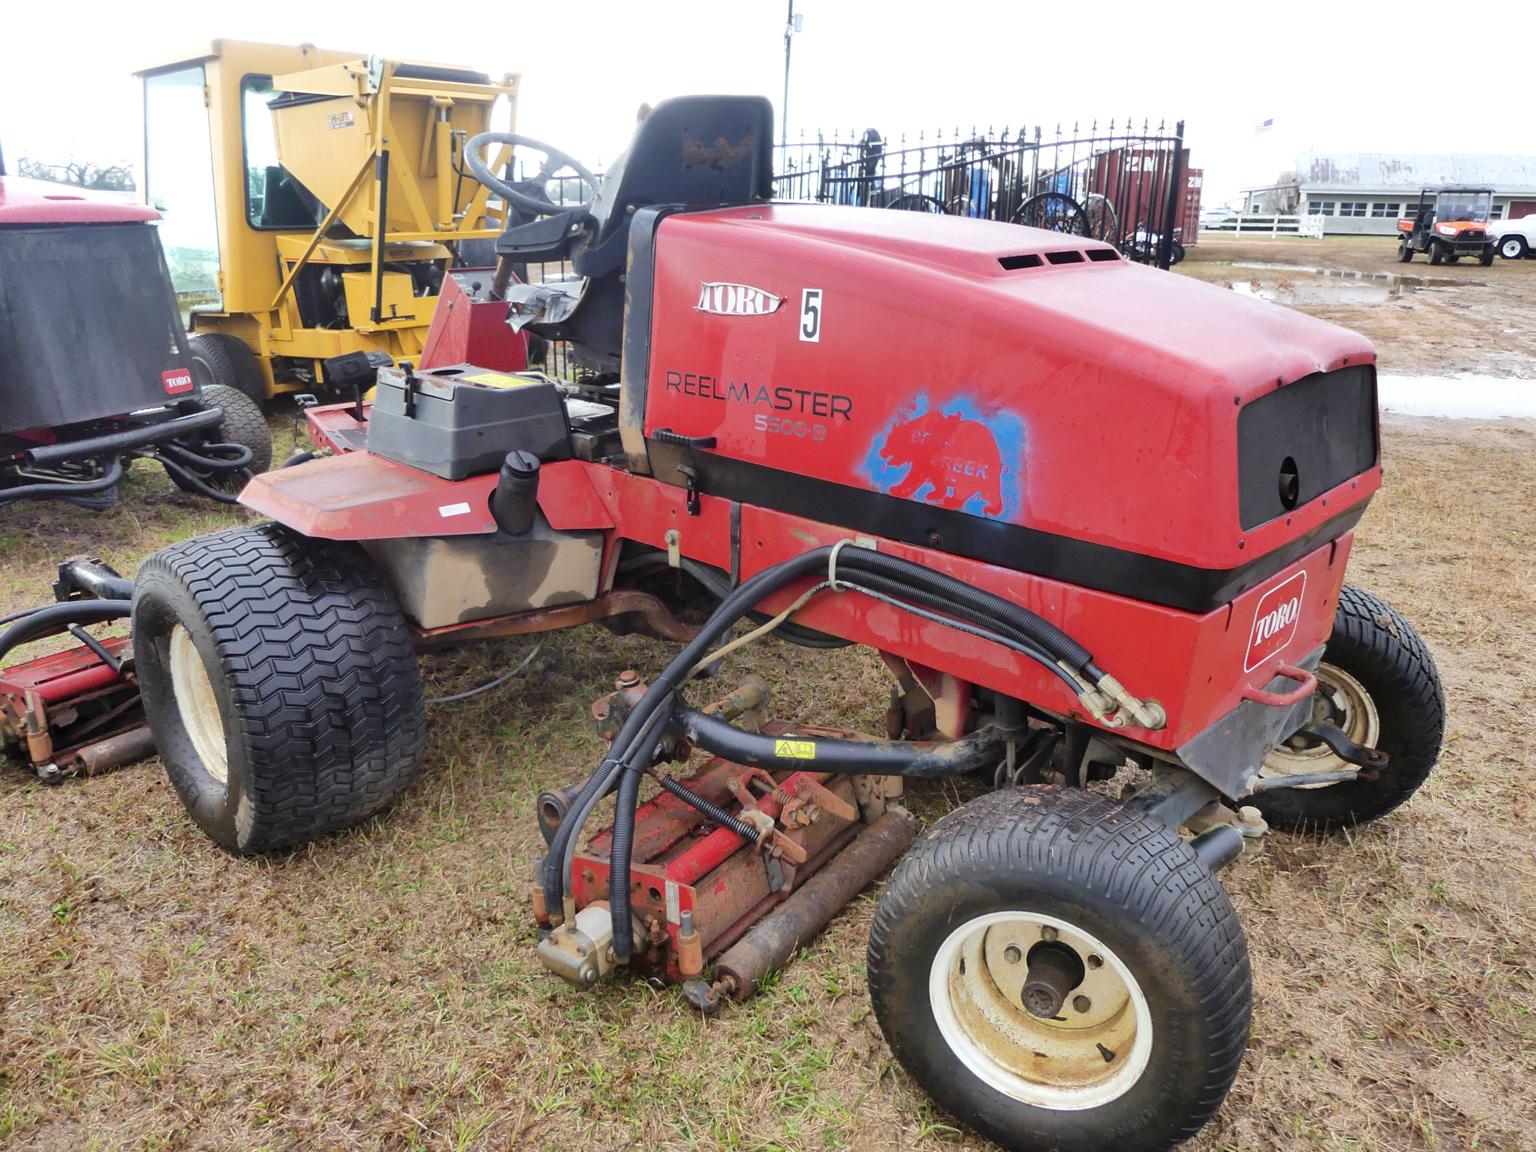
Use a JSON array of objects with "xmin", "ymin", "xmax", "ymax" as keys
[
  {"xmin": 132, "ymin": 524, "xmax": 426, "ymax": 854},
  {"xmin": 1397, "ymin": 241, "xmax": 1413, "ymax": 263},
  {"xmin": 1251, "ymin": 585, "xmax": 1443, "ymax": 831},
  {"xmin": 1499, "ymin": 235, "xmax": 1528, "ymax": 260},
  {"xmin": 188, "ymin": 332, "xmax": 267, "ymax": 406},
  {"xmin": 869, "ymin": 788, "xmax": 1251, "ymax": 1152}
]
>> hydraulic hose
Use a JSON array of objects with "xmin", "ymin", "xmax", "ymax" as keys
[
  {"xmin": 156, "ymin": 455, "xmax": 244, "ymax": 505},
  {"xmin": 0, "ymin": 456, "xmax": 125, "ymax": 506},
  {"xmin": 22, "ymin": 410, "xmax": 223, "ymax": 467},
  {"xmin": 0, "ymin": 600, "xmax": 131, "ymax": 665},
  {"xmin": 548, "ymin": 544, "xmax": 1118, "ymax": 961},
  {"xmin": 677, "ymin": 708, "xmax": 1006, "ymax": 777},
  {"xmin": 159, "ymin": 438, "xmax": 253, "ymax": 472}
]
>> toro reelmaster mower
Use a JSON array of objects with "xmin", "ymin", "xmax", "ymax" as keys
[
  {"xmin": 0, "ymin": 166, "xmax": 272, "ymax": 510},
  {"xmin": 1, "ymin": 98, "xmax": 1444, "ymax": 1152}
]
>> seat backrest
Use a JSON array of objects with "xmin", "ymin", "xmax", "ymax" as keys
[{"xmin": 587, "ymin": 95, "xmax": 775, "ymax": 246}]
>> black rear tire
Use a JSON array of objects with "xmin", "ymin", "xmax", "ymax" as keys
[
  {"xmin": 869, "ymin": 787, "xmax": 1251, "ymax": 1152},
  {"xmin": 188, "ymin": 332, "xmax": 267, "ymax": 406},
  {"xmin": 1250, "ymin": 585, "xmax": 1443, "ymax": 831},
  {"xmin": 1397, "ymin": 241, "xmax": 1413, "ymax": 263},
  {"xmin": 132, "ymin": 524, "xmax": 426, "ymax": 854}
]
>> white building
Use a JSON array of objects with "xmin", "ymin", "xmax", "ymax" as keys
[{"xmin": 1243, "ymin": 153, "xmax": 1536, "ymax": 235}]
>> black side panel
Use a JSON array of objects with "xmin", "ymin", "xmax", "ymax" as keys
[
  {"xmin": 0, "ymin": 223, "xmax": 194, "ymax": 434},
  {"xmin": 1237, "ymin": 366, "xmax": 1377, "ymax": 531}
]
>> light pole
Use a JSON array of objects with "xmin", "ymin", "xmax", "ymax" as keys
[{"xmin": 782, "ymin": 1, "xmax": 803, "ymax": 149}]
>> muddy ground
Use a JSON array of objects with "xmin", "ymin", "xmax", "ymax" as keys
[
  {"xmin": 1182, "ymin": 234, "xmax": 1536, "ymax": 377},
  {"xmin": 1, "ymin": 238, "xmax": 1534, "ymax": 1151}
]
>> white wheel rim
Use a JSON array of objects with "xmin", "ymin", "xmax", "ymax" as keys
[
  {"xmin": 1262, "ymin": 661, "xmax": 1379, "ymax": 785},
  {"xmin": 169, "ymin": 624, "xmax": 229, "ymax": 786},
  {"xmin": 928, "ymin": 911, "xmax": 1154, "ymax": 1111},
  {"xmin": 1503, "ymin": 239, "xmax": 1521, "ymax": 258}
]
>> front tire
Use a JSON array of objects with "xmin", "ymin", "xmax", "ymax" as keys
[
  {"xmin": 869, "ymin": 788, "xmax": 1251, "ymax": 1152},
  {"xmin": 1252, "ymin": 585, "xmax": 1443, "ymax": 831},
  {"xmin": 1429, "ymin": 241, "xmax": 1446, "ymax": 265},
  {"xmin": 1499, "ymin": 235, "xmax": 1528, "ymax": 260},
  {"xmin": 200, "ymin": 383, "xmax": 272, "ymax": 475},
  {"xmin": 188, "ymin": 332, "xmax": 267, "ymax": 406},
  {"xmin": 132, "ymin": 524, "xmax": 426, "ymax": 854}
]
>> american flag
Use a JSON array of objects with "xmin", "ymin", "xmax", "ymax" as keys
[{"xmin": 1254, "ymin": 118, "xmax": 1274, "ymax": 134}]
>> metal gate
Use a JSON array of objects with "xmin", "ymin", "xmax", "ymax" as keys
[{"xmin": 773, "ymin": 121, "xmax": 1190, "ymax": 269}]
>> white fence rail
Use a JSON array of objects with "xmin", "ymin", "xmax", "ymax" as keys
[{"xmin": 1200, "ymin": 214, "xmax": 1325, "ymax": 238}]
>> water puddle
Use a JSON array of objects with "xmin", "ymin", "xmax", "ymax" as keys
[
  {"xmin": 1215, "ymin": 263, "xmax": 1475, "ymax": 305},
  {"xmin": 1378, "ymin": 374, "xmax": 1536, "ymax": 419}
]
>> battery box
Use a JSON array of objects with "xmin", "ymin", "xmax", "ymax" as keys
[{"xmin": 366, "ymin": 363, "xmax": 572, "ymax": 480}]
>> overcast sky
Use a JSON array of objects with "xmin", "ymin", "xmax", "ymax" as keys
[{"xmin": 2, "ymin": 0, "xmax": 1531, "ymax": 205}]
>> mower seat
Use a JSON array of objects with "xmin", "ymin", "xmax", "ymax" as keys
[{"xmin": 508, "ymin": 94, "xmax": 776, "ymax": 372}]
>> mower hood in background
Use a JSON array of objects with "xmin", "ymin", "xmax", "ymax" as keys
[
  {"xmin": 0, "ymin": 192, "xmax": 196, "ymax": 434},
  {"xmin": 0, "ymin": 176, "xmax": 159, "ymax": 226},
  {"xmin": 639, "ymin": 204, "xmax": 1381, "ymax": 591}
]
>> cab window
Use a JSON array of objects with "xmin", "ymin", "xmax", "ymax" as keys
[
  {"xmin": 143, "ymin": 65, "xmax": 221, "ymax": 314},
  {"xmin": 243, "ymin": 75, "xmax": 315, "ymax": 229}
]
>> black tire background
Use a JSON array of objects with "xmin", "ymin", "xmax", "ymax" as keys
[
  {"xmin": 869, "ymin": 788, "xmax": 1251, "ymax": 1152},
  {"xmin": 133, "ymin": 524, "xmax": 425, "ymax": 854},
  {"xmin": 200, "ymin": 383, "xmax": 272, "ymax": 474},
  {"xmin": 1250, "ymin": 584, "xmax": 1444, "ymax": 831},
  {"xmin": 188, "ymin": 332, "xmax": 267, "ymax": 406}
]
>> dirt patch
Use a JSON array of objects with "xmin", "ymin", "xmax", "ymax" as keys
[
  {"xmin": 1182, "ymin": 235, "xmax": 1536, "ymax": 378},
  {"xmin": 2, "ymin": 414, "xmax": 1535, "ymax": 1151}
]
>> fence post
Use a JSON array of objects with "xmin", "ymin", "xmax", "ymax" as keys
[{"xmin": 1157, "ymin": 121, "xmax": 1184, "ymax": 270}]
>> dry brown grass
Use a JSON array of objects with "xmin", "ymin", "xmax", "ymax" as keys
[{"xmin": 3, "ymin": 279, "xmax": 1536, "ymax": 1149}]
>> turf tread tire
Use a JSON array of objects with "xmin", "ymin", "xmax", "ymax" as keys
[
  {"xmin": 200, "ymin": 384, "xmax": 272, "ymax": 474},
  {"xmin": 188, "ymin": 332, "xmax": 266, "ymax": 406},
  {"xmin": 133, "ymin": 524, "xmax": 425, "ymax": 854},
  {"xmin": 1251, "ymin": 584, "xmax": 1443, "ymax": 831},
  {"xmin": 869, "ymin": 787, "xmax": 1251, "ymax": 1152}
]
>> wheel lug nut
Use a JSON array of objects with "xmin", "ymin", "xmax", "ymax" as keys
[
  {"xmin": 1040, "ymin": 926, "xmax": 1058, "ymax": 941},
  {"xmin": 1086, "ymin": 954, "xmax": 1103, "ymax": 969},
  {"xmin": 1073, "ymin": 995, "xmax": 1092, "ymax": 1014},
  {"xmin": 1003, "ymin": 945, "xmax": 1022, "ymax": 964}
]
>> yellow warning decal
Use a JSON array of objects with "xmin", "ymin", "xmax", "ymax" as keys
[
  {"xmin": 460, "ymin": 371, "xmax": 535, "ymax": 389},
  {"xmin": 774, "ymin": 738, "xmax": 816, "ymax": 760}
]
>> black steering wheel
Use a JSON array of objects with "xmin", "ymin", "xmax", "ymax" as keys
[{"xmin": 463, "ymin": 132, "xmax": 601, "ymax": 217}]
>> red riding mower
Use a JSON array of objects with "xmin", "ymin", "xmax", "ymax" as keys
[
  {"xmin": 1, "ymin": 98, "xmax": 1443, "ymax": 1152},
  {"xmin": 0, "ymin": 170, "xmax": 271, "ymax": 511}
]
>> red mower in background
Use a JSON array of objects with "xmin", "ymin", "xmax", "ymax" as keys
[
  {"xmin": 1, "ymin": 99, "xmax": 1443, "ymax": 1152},
  {"xmin": 0, "ymin": 159, "xmax": 271, "ymax": 510}
]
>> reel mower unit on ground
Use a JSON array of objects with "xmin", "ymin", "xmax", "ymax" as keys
[{"xmin": 0, "ymin": 97, "xmax": 1444, "ymax": 1152}]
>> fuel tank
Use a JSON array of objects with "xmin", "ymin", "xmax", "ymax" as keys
[{"xmin": 635, "ymin": 205, "xmax": 1381, "ymax": 613}]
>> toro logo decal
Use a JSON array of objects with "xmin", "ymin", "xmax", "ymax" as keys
[
  {"xmin": 1244, "ymin": 571, "xmax": 1306, "ymax": 672},
  {"xmin": 161, "ymin": 368, "xmax": 195, "ymax": 396},
  {"xmin": 864, "ymin": 394, "xmax": 1023, "ymax": 521},
  {"xmin": 695, "ymin": 282, "xmax": 783, "ymax": 317}
]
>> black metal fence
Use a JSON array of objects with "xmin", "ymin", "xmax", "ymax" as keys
[{"xmin": 772, "ymin": 120, "xmax": 1188, "ymax": 268}]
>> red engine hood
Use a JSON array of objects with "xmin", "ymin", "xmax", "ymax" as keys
[
  {"xmin": 639, "ymin": 204, "xmax": 1379, "ymax": 593},
  {"xmin": 0, "ymin": 177, "xmax": 159, "ymax": 226}
]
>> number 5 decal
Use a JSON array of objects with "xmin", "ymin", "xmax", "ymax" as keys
[{"xmin": 800, "ymin": 288, "xmax": 822, "ymax": 342}]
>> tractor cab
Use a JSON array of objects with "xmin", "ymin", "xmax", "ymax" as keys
[
  {"xmin": 134, "ymin": 41, "xmax": 524, "ymax": 402},
  {"xmin": 1396, "ymin": 185, "xmax": 1496, "ymax": 265}
]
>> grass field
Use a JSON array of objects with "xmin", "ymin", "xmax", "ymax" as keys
[{"xmin": 2, "ymin": 239, "xmax": 1535, "ymax": 1151}]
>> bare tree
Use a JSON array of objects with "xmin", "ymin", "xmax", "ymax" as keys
[{"xmin": 17, "ymin": 157, "xmax": 135, "ymax": 192}]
